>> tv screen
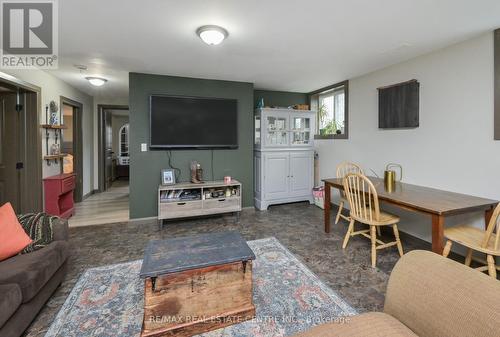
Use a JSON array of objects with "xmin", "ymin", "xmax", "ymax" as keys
[
  {"xmin": 149, "ymin": 95, "xmax": 238, "ymax": 149},
  {"xmin": 378, "ymin": 80, "xmax": 419, "ymax": 129}
]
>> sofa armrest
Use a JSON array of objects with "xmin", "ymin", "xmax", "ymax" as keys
[
  {"xmin": 384, "ymin": 250, "xmax": 500, "ymax": 337},
  {"xmin": 52, "ymin": 217, "xmax": 68, "ymax": 241}
]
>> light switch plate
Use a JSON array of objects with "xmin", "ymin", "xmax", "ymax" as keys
[{"xmin": 141, "ymin": 143, "xmax": 147, "ymax": 152}]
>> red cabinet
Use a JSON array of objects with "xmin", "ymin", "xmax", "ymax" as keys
[{"xmin": 43, "ymin": 173, "xmax": 76, "ymax": 218}]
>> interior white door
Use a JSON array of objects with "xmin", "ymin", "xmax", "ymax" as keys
[
  {"xmin": 264, "ymin": 152, "xmax": 290, "ymax": 200},
  {"xmin": 289, "ymin": 152, "xmax": 313, "ymax": 197}
]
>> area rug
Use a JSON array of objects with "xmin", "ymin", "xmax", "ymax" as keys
[{"xmin": 45, "ymin": 237, "xmax": 356, "ymax": 337}]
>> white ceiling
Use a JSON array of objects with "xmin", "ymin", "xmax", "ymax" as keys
[{"xmin": 51, "ymin": 0, "xmax": 500, "ymax": 99}]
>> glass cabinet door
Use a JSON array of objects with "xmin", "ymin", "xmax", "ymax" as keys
[
  {"xmin": 291, "ymin": 115, "xmax": 312, "ymax": 146},
  {"xmin": 265, "ymin": 115, "xmax": 288, "ymax": 146},
  {"xmin": 254, "ymin": 116, "xmax": 261, "ymax": 146}
]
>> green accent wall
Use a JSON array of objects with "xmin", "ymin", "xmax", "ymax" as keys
[
  {"xmin": 254, "ymin": 89, "xmax": 308, "ymax": 108},
  {"xmin": 129, "ymin": 73, "xmax": 254, "ymax": 219}
]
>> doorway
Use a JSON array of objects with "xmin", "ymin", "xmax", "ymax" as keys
[
  {"xmin": 60, "ymin": 96, "xmax": 83, "ymax": 202},
  {"xmin": 68, "ymin": 104, "xmax": 129, "ymax": 227},
  {"xmin": 0, "ymin": 75, "xmax": 42, "ymax": 213},
  {"xmin": 97, "ymin": 105, "xmax": 129, "ymax": 192}
]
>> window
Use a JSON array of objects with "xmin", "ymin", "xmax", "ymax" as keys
[
  {"xmin": 310, "ymin": 80, "xmax": 348, "ymax": 139},
  {"xmin": 119, "ymin": 123, "xmax": 129, "ymax": 158}
]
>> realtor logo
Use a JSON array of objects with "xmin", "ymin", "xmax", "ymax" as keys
[{"xmin": 0, "ymin": 0, "xmax": 58, "ymax": 69}]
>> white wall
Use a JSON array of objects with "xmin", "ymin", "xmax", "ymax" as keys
[
  {"xmin": 4, "ymin": 69, "xmax": 95, "ymax": 196},
  {"xmin": 316, "ymin": 32, "xmax": 498, "ymax": 245}
]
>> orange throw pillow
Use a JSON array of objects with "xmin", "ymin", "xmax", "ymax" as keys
[{"xmin": 0, "ymin": 202, "xmax": 32, "ymax": 261}]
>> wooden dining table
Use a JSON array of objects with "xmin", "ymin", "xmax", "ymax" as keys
[{"xmin": 323, "ymin": 177, "xmax": 498, "ymax": 254}]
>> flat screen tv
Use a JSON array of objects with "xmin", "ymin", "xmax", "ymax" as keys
[
  {"xmin": 378, "ymin": 79, "xmax": 419, "ymax": 129},
  {"xmin": 149, "ymin": 95, "xmax": 238, "ymax": 149}
]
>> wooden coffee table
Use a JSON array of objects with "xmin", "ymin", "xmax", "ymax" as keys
[{"xmin": 139, "ymin": 232, "xmax": 256, "ymax": 337}]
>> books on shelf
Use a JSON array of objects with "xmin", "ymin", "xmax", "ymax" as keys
[{"xmin": 160, "ymin": 189, "xmax": 202, "ymax": 202}]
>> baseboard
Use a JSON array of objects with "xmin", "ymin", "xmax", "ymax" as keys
[
  {"xmin": 82, "ymin": 189, "xmax": 98, "ymax": 201},
  {"xmin": 128, "ymin": 216, "xmax": 158, "ymax": 225}
]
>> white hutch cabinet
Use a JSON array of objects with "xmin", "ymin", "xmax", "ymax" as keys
[{"xmin": 254, "ymin": 108, "xmax": 316, "ymax": 210}]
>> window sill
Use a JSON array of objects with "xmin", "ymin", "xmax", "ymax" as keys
[{"xmin": 314, "ymin": 134, "xmax": 348, "ymax": 140}]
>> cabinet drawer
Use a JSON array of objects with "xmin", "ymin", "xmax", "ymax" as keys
[
  {"xmin": 160, "ymin": 200, "xmax": 203, "ymax": 218},
  {"xmin": 204, "ymin": 197, "xmax": 240, "ymax": 211},
  {"xmin": 61, "ymin": 176, "xmax": 75, "ymax": 194}
]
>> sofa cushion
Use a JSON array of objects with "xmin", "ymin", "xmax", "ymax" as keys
[
  {"xmin": 0, "ymin": 283, "xmax": 22, "ymax": 328},
  {"xmin": 0, "ymin": 202, "xmax": 33, "ymax": 261},
  {"xmin": 0, "ymin": 241, "xmax": 68, "ymax": 303},
  {"xmin": 292, "ymin": 312, "xmax": 417, "ymax": 337}
]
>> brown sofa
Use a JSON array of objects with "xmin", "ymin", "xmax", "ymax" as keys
[
  {"xmin": 0, "ymin": 218, "xmax": 69, "ymax": 337},
  {"xmin": 295, "ymin": 250, "xmax": 500, "ymax": 337}
]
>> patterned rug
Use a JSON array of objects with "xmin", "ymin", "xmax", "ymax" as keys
[{"xmin": 45, "ymin": 237, "xmax": 356, "ymax": 337}]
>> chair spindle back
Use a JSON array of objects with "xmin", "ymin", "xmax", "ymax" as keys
[
  {"xmin": 343, "ymin": 173, "xmax": 380, "ymax": 223},
  {"xmin": 482, "ymin": 203, "xmax": 500, "ymax": 251},
  {"xmin": 337, "ymin": 162, "xmax": 364, "ymax": 198}
]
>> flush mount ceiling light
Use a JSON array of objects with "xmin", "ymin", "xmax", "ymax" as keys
[
  {"xmin": 196, "ymin": 25, "xmax": 228, "ymax": 45},
  {"xmin": 85, "ymin": 76, "xmax": 108, "ymax": 87}
]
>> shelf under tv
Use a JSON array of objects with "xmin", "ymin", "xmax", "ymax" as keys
[{"xmin": 157, "ymin": 180, "xmax": 242, "ymax": 227}]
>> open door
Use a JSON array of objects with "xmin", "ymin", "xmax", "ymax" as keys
[
  {"xmin": 105, "ymin": 110, "xmax": 113, "ymax": 190},
  {"xmin": 0, "ymin": 90, "xmax": 20, "ymax": 210},
  {"xmin": 0, "ymin": 79, "xmax": 42, "ymax": 213},
  {"xmin": 60, "ymin": 97, "xmax": 83, "ymax": 202}
]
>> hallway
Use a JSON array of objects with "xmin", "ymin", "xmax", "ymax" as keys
[{"xmin": 69, "ymin": 180, "xmax": 129, "ymax": 227}]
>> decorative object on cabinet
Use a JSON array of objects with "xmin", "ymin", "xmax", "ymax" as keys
[
  {"xmin": 190, "ymin": 161, "xmax": 204, "ymax": 184},
  {"xmin": 43, "ymin": 173, "xmax": 76, "ymax": 219},
  {"xmin": 161, "ymin": 169, "xmax": 176, "ymax": 185},
  {"xmin": 158, "ymin": 180, "xmax": 241, "ymax": 228},
  {"xmin": 293, "ymin": 104, "xmax": 309, "ymax": 110},
  {"xmin": 254, "ymin": 108, "xmax": 315, "ymax": 210}
]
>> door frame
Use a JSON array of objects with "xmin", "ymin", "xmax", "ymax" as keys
[
  {"xmin": 97, "ymin": 104, "xmax": 128, "ymax": 192},
  {"xmin": 0, "ymin": 71, "xmax": 42, "ymax": 212},
  {"xmin": 60, "ymin": 96, "xmax": 84, "ymax": 202}
]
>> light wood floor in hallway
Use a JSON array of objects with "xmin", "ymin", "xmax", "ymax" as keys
[{"xmin": 69, "ymin": 180, "xmax": 129, "ymax": 227}]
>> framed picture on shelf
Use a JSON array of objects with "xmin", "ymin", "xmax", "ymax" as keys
[{"xmin": 161, "ymin": 169, "xmax": 176, "ymax": 185}]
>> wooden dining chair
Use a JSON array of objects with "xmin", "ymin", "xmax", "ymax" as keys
[
  {"xmin": 342, "ymin": 173, "xmax": 404, "ymax": 268},
  {"xmin": 442, "ymin": 203, "xmax": 500, "ymax": 278},
  {"xmin": 335, "ymin": 162, "xmax": 364, "ymax": 225}
]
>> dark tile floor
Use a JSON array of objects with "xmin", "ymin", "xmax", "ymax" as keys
[{"xmin": 25, "ymin": 203, "xmax": 434, "ymax": 337}]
